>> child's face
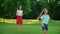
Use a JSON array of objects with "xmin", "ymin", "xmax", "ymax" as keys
[
  {"xmin": 44, "ymin": 9, "xmax": 48, "ymax": 14},
  {"xmin": 19, "ymin": 6, "xmax": 22, "ymax": 10}
]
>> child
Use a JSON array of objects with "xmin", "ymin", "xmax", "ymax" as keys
[
  {"xmin": 16, "ymin": 6, "xmax": 23, "ymax": 32},
  {"xmin": 37, "ymin": 8, "xmax": 50, "ymax": 34}
]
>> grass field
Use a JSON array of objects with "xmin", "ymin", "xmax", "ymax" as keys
[{"xmin": 0, "ymin": 20, "xmax": 60, "ymax": 34}]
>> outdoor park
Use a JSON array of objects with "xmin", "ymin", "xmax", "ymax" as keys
[{"xmin": 0, "ymin": 0, "xmax": 60, "ymax": 34}]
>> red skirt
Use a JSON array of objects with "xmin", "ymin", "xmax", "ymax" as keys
[{"xmin": 16, "ymin": 16, "xmax": 22, "ymax": 25}]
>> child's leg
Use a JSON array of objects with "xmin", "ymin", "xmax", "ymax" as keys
[
  {"xmin": 42, "ymin": 24, "xmax": 48, "ymax": 34},
  {"xmin": 18, "ymin": 25, "xmax": 22, "ymax": 32},
  {"xmin": 43, "ymin": 30, "xmax": 48, "ymax": 34}
]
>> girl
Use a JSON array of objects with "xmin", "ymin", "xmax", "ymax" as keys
[
  {"xmin": 37, "ymin": 8, "xmax": 50, "ymax": 34},
  {"xmin": 16, "ymin": 6, "xmax": 23, "ymax": 32}
]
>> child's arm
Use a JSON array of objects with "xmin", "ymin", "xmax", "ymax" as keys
[
  {"xmin": 49, "ymin": 19, "xmax": 54, "ymax": 22},
  {"xmin": 37, "ymin": 9, "xmax": 44, "ymax": 27},
  {"xmin": 16, "ymin": 12, "xmax": 18, "ymax": 16},
  {"xmin": 40, "ymin": 21, "xmax": 44, "ymax": 27},
  {"xmin": 16, "ymin": 9, "xmax": 18, "ymax": 16},
  {"xmin": 37, "ymin": 9, "xmax": 44, "ymax": 20}
]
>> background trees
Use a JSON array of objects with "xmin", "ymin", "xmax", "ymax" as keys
[{"xmin": 0, "ymin": 0, "xmax": 60, "ymax": 20}]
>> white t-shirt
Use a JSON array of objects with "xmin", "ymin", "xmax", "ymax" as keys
[
  {"xmin": 41, "ymin": 15, "xmax": 50, "ymax": 24},
  {"xmin": 17, "ymin": 10, "xmax": 23, "ymax": 16}
]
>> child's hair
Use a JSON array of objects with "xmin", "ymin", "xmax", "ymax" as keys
[
  {"xmin": 41, "ymin": 8, "xmax": 48, "ymax": 15},
  {"xmin": 17, "ymin": 7, "xmax": 20, "ymax": 10},
  {"xmin": 17, "ymin": 6, "xmax": 22, "ymax": 10},
  {"xmin": 38, "ymin": 8, "xmax": 48, "ymax": 20}
]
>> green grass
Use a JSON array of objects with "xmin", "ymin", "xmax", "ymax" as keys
[{"xmin": 0, "ymin": 21, "xmax": 60, "ymax": 34}]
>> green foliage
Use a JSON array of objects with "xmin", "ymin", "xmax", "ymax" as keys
[
  {"xmin": 0, "ymin": 0, "xmax": 31, "ymax": 19},
  {"xmin": 48, "ymin": 0, "xmax": 60, "ymax": 20},
  {"xmin": 0, "ymin": 0, "xmax": 17, "ymax": 18},
  {"xmin": 0, "ymin": 0, "xmax": 60, "ymax": 20},
  {"xmin": 22, "ymin": 0, "xmax": 31, "ymax": 15}
]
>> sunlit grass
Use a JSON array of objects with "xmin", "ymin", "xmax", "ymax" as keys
[
  {"xmin": 0, "ymin": 18, "xmax": 60, "ymax": 24},
  {"xmin": 0, "ymin": 18, "xmax": 39, "ymax": 24}
]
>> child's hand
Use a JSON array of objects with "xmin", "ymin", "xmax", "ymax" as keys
[
  {"xmin": 42, "ymin": 24, "xmax": 44, "ymax": 27},
  {"xmin": 41, "ymin": 24, "xmax": 44, "ymax": 27},
  {"xmin": 16, "ymin": 14, "xmax": 17, "ymax": 16},
  {"xmin": 50, "ymin": 19, "xmax": 54, "ymax": 22},
  {"xmin": 37, "ymin": 17, "xmax": 41, "ymax": 21},
  {"xmin": 49, "ymin": 19, "xmax": 54, "ymax": 22},
  {"xmin": 37, "ymin": 17, "xmax": 39, "ymax": 20}
]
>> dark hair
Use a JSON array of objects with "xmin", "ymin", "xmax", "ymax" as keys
[
  {"xmin": 17, "ymin": 6, "xmax": 22, "ymax": 10},
  {"xmin": 17, "ymin": 7, "xmax": 20, "ymax": 10},
  {"xmin": 41, "ymin": 8, "xmax": 46, "ymax": 15},
  {"xmin": 42, "ymin": 9, "xmax": 45, "ymax": 15}
]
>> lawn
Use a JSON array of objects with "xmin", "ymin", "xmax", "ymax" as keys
[{"xmin": 0, "ymin": 20, "xmax": 60, "ymax": 34}]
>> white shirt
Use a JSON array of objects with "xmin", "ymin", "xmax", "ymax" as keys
[
  {"xmin": 17, "ymin": 10, "xmax": 23, "ymax": 16},
  {"xmin": 41, "ymin": 15, "xmax": 50, "ymax": 24}
]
